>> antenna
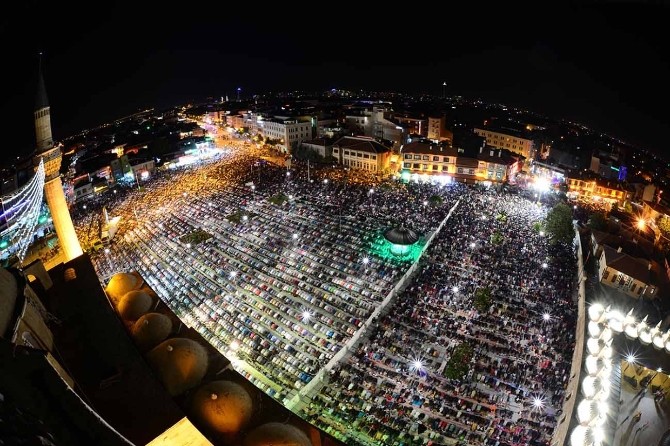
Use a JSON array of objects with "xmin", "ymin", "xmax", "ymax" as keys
[{"xmin": 442, "ymin": 81, "xmax": 447, "ymax": 99}]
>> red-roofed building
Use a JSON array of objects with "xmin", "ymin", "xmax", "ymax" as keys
[{"xmin": 598, "ymin": 245, "xmax": 660, "ymax": 299}]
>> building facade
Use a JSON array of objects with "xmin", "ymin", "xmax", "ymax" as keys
[
  {"xmin": 332, "ymin": 136, "xmax": 391, "ymax": 173},
  {"xmin": 258, "ymin": 118, "xmax": 312, "ymax": 153},
  {"xmin": 566, "ymin": 177, "xmax": 628, "ymax": 207},
  {"xmin": 474, "ymin": 127, "xmax": 534, "ymax": 159},
  {"xmin": 598, "ymin": 245, "xmax": 658, "ymax": 299},
  {"xmin": 400, "ymin": 141, "xmax": 517, "ymax": 183}
]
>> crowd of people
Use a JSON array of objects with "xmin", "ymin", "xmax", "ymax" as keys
[
  {"xmin": 304, "ymin": 188, "xmax": 578, "ymax": 446},
  {"xmin": 72, "ymin": 140, "xmax": 579, "ymax": 445}
]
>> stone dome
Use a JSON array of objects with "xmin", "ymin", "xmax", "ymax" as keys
[
  {"xmin": 190, "ymin": 381, "xmax": 253, "ymax": 434},
  {"xmin": 131, "ymin": 313, "xmax": 172, "ymax": 351},
  {"xmin": 384, "ymin": 226, "xmax": 419, "ymax": 245},
  {"xmin": 146, "ymin": 338, "xmax": 209, "ymax": 396},
  {"xmin": 117, "ymin": 290, "xmax": 153, "ymax": 321},
  {"xmin": 244, "ymin": 422, "xmax": 312, "ymax": 446},
  {"xmin": 105, "ymin": 272, "xmax": 143, "ymax": 303}
]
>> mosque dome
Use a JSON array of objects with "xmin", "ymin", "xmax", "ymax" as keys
[
  {"xmin": 189, "ymin": 380, "xmax": 253, "ymax": 434},
  {"xmin": 146, "ymin": 338, "xmax": 209, "ymax": 396},
  {"xmin": 131, "ymin": 313, "xmax": 172, "ymax": 351},
  {"xmin": 105, "ymin": 272, "xmax": 143, "ymax": 303},
  {"xmin": 384, "ymin": 226, "xmax": 419, "ymax": 245},
  {"xmin": 117, "ymin": 290, "xmax": 153, "ymax": 321},
  {"xmin": 244, "ymin": 422, "xmax": 312, "ymax": 446}
]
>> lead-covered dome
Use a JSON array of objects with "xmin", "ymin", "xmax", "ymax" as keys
[
  {"xmin": 190, "ymin": 380, "xmax": 253, "ymax": 434},
  {"xmin": 146, "ymin": 338, "xmax": 209, "ymax": 396},
  {"xmin": 117, "ymin": 290, "xmax": 153, "ymax": 321},
  {"xmin": 131, "ymin": 313, "xmax": 172, "ymax": 351},
  {"xmin": 105, "ymin": 272, "xmax": 143, "ymax": 303},
  {"xmin": 244, "ymin": 422, "xmax": 312, "ymax": 446}
]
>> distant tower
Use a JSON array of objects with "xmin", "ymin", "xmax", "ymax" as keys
[
  {"xmin": 442, "ymin": 81, "xmax": 447, "ymax": 99},
  {"xmin": 32, "ymin": 57, "xmax": 83, "ymax": 261},
  {"xmin": 237, "ymin": 87, "xmax": 241, "ymax": 102}
]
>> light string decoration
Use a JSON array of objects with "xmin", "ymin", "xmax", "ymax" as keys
[
  {"xmin": 0, "ymin": 159, "xmax": 45, "ymax": 262},
  {"xmin": 570, "ymin": 302, "xmax": 670, "ymax": 445}
]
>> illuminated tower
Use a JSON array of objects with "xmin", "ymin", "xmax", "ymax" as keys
[{"xmin": 32, "ymin": 61, "xmax": 83, "ymax": 261}]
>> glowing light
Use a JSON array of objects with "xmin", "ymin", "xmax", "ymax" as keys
[
  {"xmin": 242, "ymin": 215, "xmax": 248, "ymax": 221},
  {"xmin": 470, "ymin": 242, "xmax": 476, "ymax": 248},
  {"xmin": 82, "ymin": 205, "xmax": 87, "ymax": 210},
  {"xmin": 543, "ymin": 313, "xmax": 551, "ymax": 321},
  {"xmin": 409, "ymin": 357, "xmax": 424, "ymax": 373},
  {"xmin": 369, "ymin": 188, "xmax": 374, "ymax": 194},
  {"xmin": 323, "ymin": 179, "xmax": 328, "ymax": 184},
  {"xmin": 186, "ymin": 243, "xmax": 191, "ymax": 248},
  {"xmin": 542, "ymin": 262, "xmax": 548, "ymax": 268},
  {"xmin": 288, "ymin": 194, "xmax": 293, "ymax": 200},
  {"xmin": 104, "ymin": 248, "xmax": 110, "ymax": 254},
  {"xmin": 292, "ymin": 233, "xmax": 298, "ymax": 240},
  {"xmin": 452, "ymin": 286, "xmax": 459, "ymax": 293},
  {"xmin": 229, "ymin": 271, "xmax": 237, "ymax": 278},
  {"xmin": 286, "ymin": 171, "xmax": 291, "ymax": 177},
  {"xmin": 626, "ymin": 354, "xmax": 637, "ymax": 364},
  {"xmin": 230, "ymin": 340, "xmax": 240, "ymax": 351},
  {"xmin": 539, "ymin": 230, "xmax": 545, "ymax": 236},
  {"xmin": 302, "ymin": 311, "xmax": 312, "ymax": 321},
  {"xmin": 533, "ymin": 177, "xmax": 550, "ymax": 193},
  {"xmin": 423, "ymin": 200, "xmax": 428, "ymax": 206},
  {"xmin": 637, "ymin": 219, "xmax": 646, "ymax": 230},
  {"xmin": 531, "ymin": 395, "xmax": 546, "ymax": 411},
  {"xmin": 362, "ymin": 257, "xmax": 369, "ymax": 265}
]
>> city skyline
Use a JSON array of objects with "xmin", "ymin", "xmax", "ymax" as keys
[{"xmin": 1, "ymin": 1, "xmax": 668, "ymax": 159}]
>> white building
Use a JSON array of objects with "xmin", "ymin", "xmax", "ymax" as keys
[
  {"xmin": 474, "ymin": 127, "xmax": 534, "ymax": 159},
  {"xmin": 257, "ymin": 118, "xmax": 312, "ymax": 153}
]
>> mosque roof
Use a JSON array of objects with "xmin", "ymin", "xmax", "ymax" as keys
[{"xmin": 384, "ymin": 226, "xmax": 420, "ymax": 245}]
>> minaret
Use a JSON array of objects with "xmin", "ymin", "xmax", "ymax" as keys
[{"xmin": 32, "ymin": 58, "xmax": 83, "ymax": 261}]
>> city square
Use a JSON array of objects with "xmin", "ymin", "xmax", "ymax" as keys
[{"xmin": 73, "ymin": 139, "xmax": 579, "ymax": 445}]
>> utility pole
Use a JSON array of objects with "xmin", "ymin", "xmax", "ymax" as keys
[{"xmin": 307, "ymin": 159, "xmax": 310, "ymax": 183}]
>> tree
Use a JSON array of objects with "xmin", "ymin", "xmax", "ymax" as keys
[
  {"xmin": 545, "ymin": 202, "xmax": 574, "ymax": 245},
  {"xmin": 587, "ymin": 212, "xmax": 608, "ymax": 232},
  {"xmin": 444, "ymin": 343, "xmax": 474, "ymax": 380},
  {"xmin": 490, "ymin": 231, "xmax": 504, "ymax": 245},
  {"xmin": 428, "ymin": 195, "xmax": 443, "ymax": 206},
  {"xmin": 473, "ymin": 287, "xmax": 492, "ymax": 312},
  {"xmin": 658, "ymin": 216, "xmax": 670, "ymax": 237}
]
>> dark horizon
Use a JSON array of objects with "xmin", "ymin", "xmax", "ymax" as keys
[{"xmin": 2, "ymin": 1, "xmax": 669, "ymax": 161}]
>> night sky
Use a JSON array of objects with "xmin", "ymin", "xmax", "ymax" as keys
[{"xmin": 1, "ymin": 1, "xmax": 668, "ymax": 160}]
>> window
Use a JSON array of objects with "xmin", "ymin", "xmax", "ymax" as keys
[
  {"xmin": 405, "ymin": 154, "xmax": 412, "ymax": 159},
  {"xmin": 344, "ymin": 151, "xmax": 349, "ymax": 155},
  {"xmin": 444, "ymin": 157, "xmax": 449, "ymax": 163},
  {"xmin": 372, "ymin": 155, "xmax": 377, "ymax": 160},
  {"xmin": 602, "ymin": 270, "xmax": 609, "ymax": 281},
  {"xmin": 422, "ymin": 164, "xmax": 428, "ymax": 170},
  {"xmin": 414, "ymin": 155, "xmax": 421, "ymax": 160},
  {"xmin": 469, "ymin": 169, "xmax": 475, "ymax": 175},
  {"xmin": 630, "ymin": 284, "xmax": 637, "ymax": 293},
  {"xmin": 458, "ymin": 168, "xmax": 463, "ymax": 174},
  {"xmin": 423, "ymin": 155, "xmax": 429, "ymax": 160},
  {"xmin": 433, "ymin": 156, "xmax": 440, "ymax": 161},
  {"xmin": 432, "ymin": 164, "xmax": 438, "ymax": 170},
  {"xmin": 364, "ymin": 154, "xmax": 370, "ymax": 159},
  {"xmin": 413, "ymin": 163, "xmax": 420, "ymax": 169},
  {"xmin": 404, "ymin": 162, "xmax": 411, "ymax": 168}
]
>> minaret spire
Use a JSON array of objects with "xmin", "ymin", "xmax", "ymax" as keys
[
  {"xmin": 36, "ymin": 52, "xmax": 49, "ymax": 111},
  {"xmin": 34, "ymin": 52, "xmax": 54, "ymax": 153}
]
